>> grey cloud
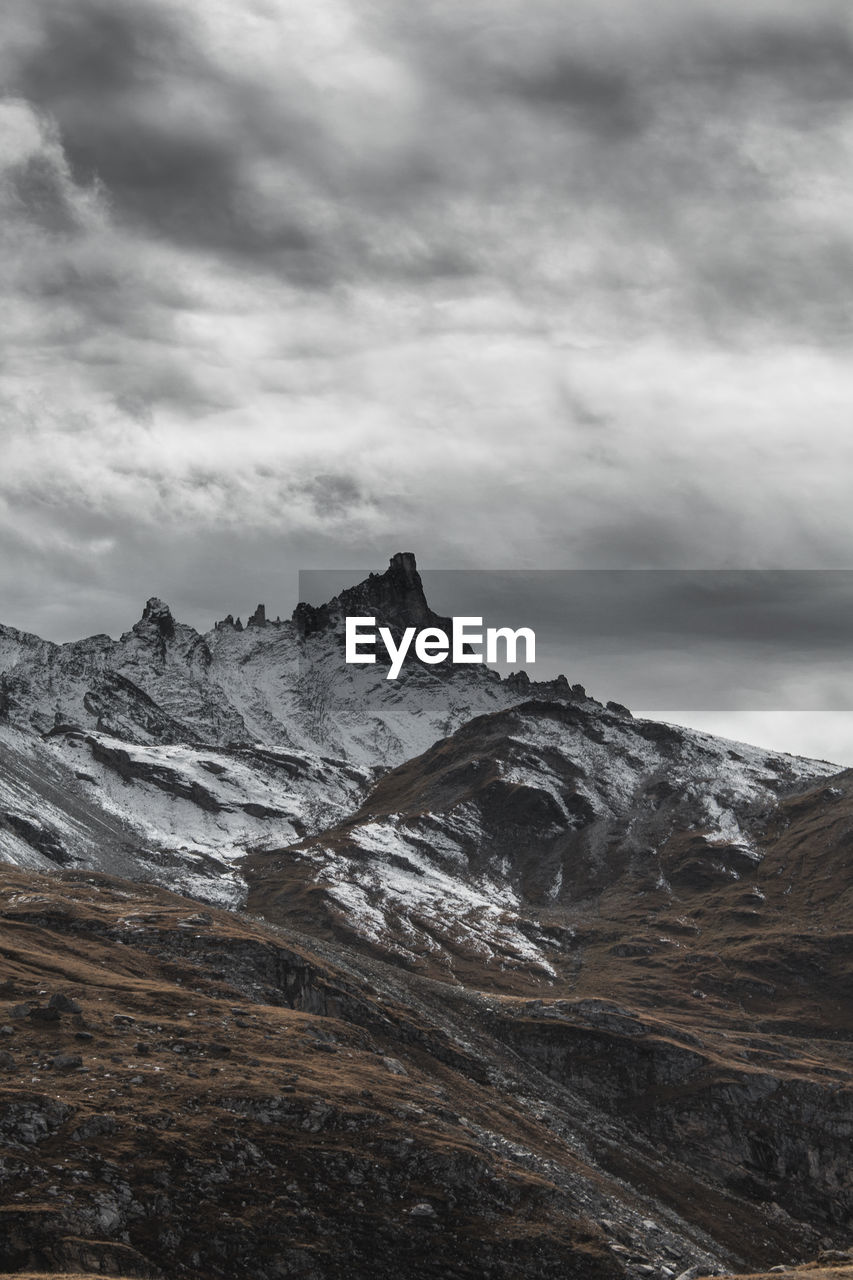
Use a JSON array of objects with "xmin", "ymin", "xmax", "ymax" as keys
[
  {"xmin": 8, "ymin": 151, "xmax": 88, "ymax": 234},
  {"xmin": 437, "ymin": 38, "xmax": 649, "ymax": 138},
  {"xmin": 373, "ymin": 4, "xmax": 853, "ymax": 335},
  {"xmin": 680, "ymin": 14, "xmax": 853, "ymax": 99},
  {"xmin": 6, "ymin": 0, "xmax": 475, "ymax": 291},
  {"xmin": 4, "ymin": 0, "xmax": 853, "ymax": 721},
  {"xmin": 384, "ymin": 1, "xmax": 853, "ymax": 114},
  {"xmin": 6, "ymin": 1, "xmax": 329, "ymax": 274},
  {"xmin": 305, "ymin": 474, "xmax": 369, "ymax": 519},
  {"xmin": 9, "ymin": 0, "xmax": 853, "ymax": 330}
]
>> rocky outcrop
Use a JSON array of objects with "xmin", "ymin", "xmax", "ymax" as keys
[
  {"xmin": 0, "ymin": 811, "xmax": 71, "ymax": 865},
  {"xmin": 491, "ymin": 1003, "xmax": 853, "ymax": 1243},
  {"xmin": 292, "ymin": 553, "xmax": 442, "ymax": 639},
  {"xmin": 133, "ymin": 597, "xmax": 176, "ymax": 643},
  {"xmin": 85, "ymin": 737, "xmax": 225, "ymax": 812},
  {"xmin": 335, "ymin": 551, "xmax": 437, "ymax": 631}
]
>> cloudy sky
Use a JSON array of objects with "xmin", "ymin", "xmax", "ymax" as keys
[{"xmin": 3, "ymin": 0, "xmax": 853, "ymax": 748}]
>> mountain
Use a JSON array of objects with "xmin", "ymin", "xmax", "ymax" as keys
[
  {"xmin": 1, "ymin": 554, "xmax": 851, "ymax": 1280},
  {"xmin": 246, "ymin": 698, "xmax": 837, "ymax": 982},
  {"xmin": 0, "ymin": 554, "xmax": 591, "ymax": 900},
  {"xmin": 0, "ymin": 554, "xmax": 578, "ymax": 762}
]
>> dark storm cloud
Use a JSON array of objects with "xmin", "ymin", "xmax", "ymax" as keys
[
  {"xmin": 5, "ymin": 1, "xmax": 480, "ymax": 291},
  {"xmin": 11, "ymin": 2, "xmax": 224, "ymax": 196},
  {"xmin": 398, "ymin": 1, "xmax": 853, "ymax": 106},
  {"xmin": 380, "ymin": 0, "xmax": 853, "ymax": 311},
  {"xmin": 7, "ymin": 0, "xmax": 853, "ymax": 322},
  {"xmin": 464, "ymin": 51, "xmax": 649, "ymax": 139},
  {"xmin": 6, "ymin": 0, "xmax": 324, "ymax": 269}
]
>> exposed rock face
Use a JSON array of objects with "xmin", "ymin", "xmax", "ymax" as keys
[
  {"xmin": 334, "ymin": 550, "xmax": 437, "ymax": 631},
  {"xmin": 491, "ymin": 1003, "xmax": 853, "ymax": 1244},
  {"xmin": 134, "ymin": 597, "xmax": 176, "ymax": 643},
  {"xmin": 0, "ymin": 623, "xmax": 57, "ymax": 678},
  {"xmin": 292, "ymin": 552, "xmax": 440, "ymax": 638},
  {"xmin": 0, "ymin": 811, "xmax": 70, "ymax": 866}
]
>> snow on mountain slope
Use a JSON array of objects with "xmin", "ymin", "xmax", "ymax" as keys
[
  {"xmin": 1, "ymin": 600, "xmax": 250, "ymax": 746},
  {"xmin": 0, "ymin": 722, "xmax": 371, "ymax": 906},
  {"xmin": 0, "ymin": 623, "xmax": 55, "ymax": 678},
  {"xmin": 245, "ymin": 698, "xmax": 839, "ymax": 987},
  {"xmin": 0, "ymin": 555, "xmax": 595, "ymax": 903},
  {"xmin": 0, "ymin": 722, "xmax": 166, "ymax": 875},
  {"xmin": 0, "ymin": 556, "xmax": 586, "ymax": 767}
]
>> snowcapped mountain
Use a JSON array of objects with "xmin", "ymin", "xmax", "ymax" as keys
[
  {"xmin": 0, "ymin": 551, "xmax": 840, "ymax": 924},
  {"xmin": 0, "ymin": 554, "xmax": 594, "ymax": 896},
  {"xmin": 245, "ymin": 696, "xmax": 837, "ymax": 985},
  {"xmin": 0, "ymin": 720, "xmax": 372, "ymax": 906},
  {"xmin": 0, "ymin": 553, "xmax": 578, "ymax": 759}
]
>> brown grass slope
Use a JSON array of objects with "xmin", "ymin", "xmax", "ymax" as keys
[
  {"xmin": 243, "ymin": 713, "xmax": 853, "ymax": 1267},
  {"xmin": 0, "ymin": 865, "xmax": 664, "ymax": 1280}
]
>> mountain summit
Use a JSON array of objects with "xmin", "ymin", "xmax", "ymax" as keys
[
  {"xmin": 0, "ymin": 552, "xmax": 580, "ymax": 760},
  {"xmin": 293, "ymin": 551, "xmax": 443, "ymax": 638}
]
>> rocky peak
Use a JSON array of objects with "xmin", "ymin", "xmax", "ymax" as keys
[
  {"xmin": 215, "ymin": 605, "xmax": 283, "ymax": 632},
  {"xmin": 294, "ymin": 552, "xmax": 445, "ymax": 639},
  {"xmin": 134, "ymin": 598, "xmax": 175, "ymax": 642},
  {"xmin": 214, "ymin": 614, "xmax": 245, "ymax": 632},
  {"xmin": 361, "ymin": 552, "xmax": 432, "ymax": 628}
]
